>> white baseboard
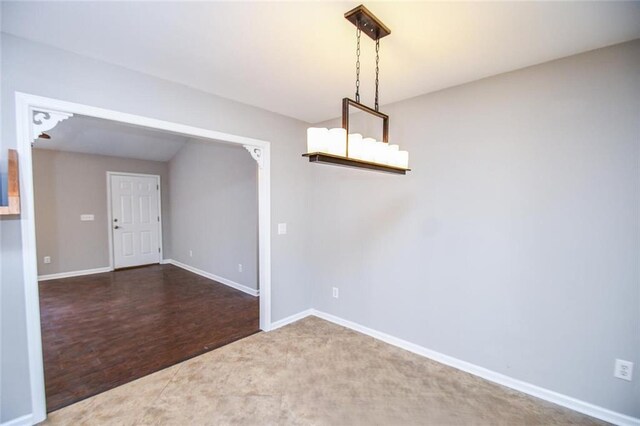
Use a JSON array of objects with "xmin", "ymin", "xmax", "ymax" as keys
[
  {"xmin": 274, "ymin": 309, "xmax": 638, "ymax": 426},
  {"xmin": 38, "ymin": 266, "xmax": 113, "ymax": 281},
  {"xmin": 269, "ymin": 309, "xmax": 314, "ymax": 330},
  {"xmin": 163, "ymin": 259, "xmax": 258, "ymax": 297},
  {"xmin": 8, "ymin": 301, "xmax": 634, "ymax": 426},
  {"xmin": 0, "ymin": 414, "xmax": 33, "ymax": 426}
]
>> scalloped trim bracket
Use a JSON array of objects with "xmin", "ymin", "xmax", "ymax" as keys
[
  {"xmin": 31, "ymin": 109, "xmax": 73, "ymax": 143},
  {"xmin": 243, "ymin": 145, "xmax": 263, "ymax": 169}
]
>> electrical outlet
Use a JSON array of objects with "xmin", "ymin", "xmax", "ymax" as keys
[
  {"xmin": 44, "ymin": 256, "xmax": 51, "ymax": 264},
  {"xmin": 614, "ymin": 359, "xmax": 634, "ymax": 381},
  {"xmin": 189, "ymin": 250, "xmax": 193, "ymax": 257},
  {"xmin": 238, "ymin": 264, "xmax": 243, "ymax": 272},
  {"xmin": 278, "ymin": 223, "xmax": 287, "ymax": 235},
  {"xmin": 332, "ymin": 287, "xmax": 339, "ymax": 298}
]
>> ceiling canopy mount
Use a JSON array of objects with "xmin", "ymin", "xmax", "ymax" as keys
[{"xmin": 344, "ymin": 4, "xmax": 391, "ymax": 41}]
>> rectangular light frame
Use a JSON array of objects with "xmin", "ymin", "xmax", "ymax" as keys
[
  {"xmin": 302, "ymin": 152, "xmax": 409, "ymax": 175},
  {"xmin": 302, "ymin": 98, "xmax": 410, "ymax": 175}
]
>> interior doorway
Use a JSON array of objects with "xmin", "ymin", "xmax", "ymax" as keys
[
  {"xmin": 16, "ymin": 92, "xmax": 272, "ymax": 423},
  {"xmin": 108, "ymin": 172, "xmax": 163, "ymax": 269}
]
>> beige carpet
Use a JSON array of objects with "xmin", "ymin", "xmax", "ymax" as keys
[{"xmin": 43, "ymin": 316, "xmax": 604, "ymax": 425}]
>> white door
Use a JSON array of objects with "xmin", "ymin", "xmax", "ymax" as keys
[{"xmin": 110, "ymin": 174, "xmax": 161, "ymax": 269}]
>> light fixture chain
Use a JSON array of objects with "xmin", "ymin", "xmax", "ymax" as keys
[
  {"xmin": 355, "ymin": 22, "xmax": 361, "ymax": 103},
  {"xmin": 375, "ymin": 37, "xmax": 380, "ymax": 111}
]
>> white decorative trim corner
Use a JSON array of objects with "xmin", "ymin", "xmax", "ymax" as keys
[
  {"xmin": 243, "ymin": 145, "xmax": 263, "ymax": 169},
  {"xmin": 31, "ymin": 108, "xmax": 73, "ymax": 142},
  {"xmin": 38, "ymin": 267, "xmax": 113, "ymax": 282},
  {"xmin": 0, "ymin": 414, "xmax": 33, "ymax": 426},
  {"xmin": 164, "ymin": 259, "xmax": 259, "ymax": 297},
  {"xmin": 309, "ymin": 309, "xmax": 640, "ymax": 426}
]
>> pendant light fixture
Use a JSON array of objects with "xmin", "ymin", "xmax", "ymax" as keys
[{"xmin": 303, "ymin": 4, "xmax": 410, "ymax": 175}]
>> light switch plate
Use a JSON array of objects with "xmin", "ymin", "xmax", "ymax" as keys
[
  {"xmin": 278, "ymin": 223, "xmax": 287, "ymax": 235},
  {"xmin": 80, "ymin": 214, "xmax": 95, "ymax": 221}
]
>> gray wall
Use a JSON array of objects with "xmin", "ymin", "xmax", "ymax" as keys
[
  {"xmin": 33, "ymin": 142, "xmax": 258, "ymax": 288},
  {"xmin": 32, "ymin": 149, "xmax": 170, "ymax": 276},
  {"xmin": 0, "ymin": 34, "xmax": 312, "ymax": 422},
  {"xmin": 2, "ymin": 29, "xmax": 638, "ymax": 425},
  {"xmin": 168, "ymin": 140, "xmax": 258, "ymax": 290},
  {"xmin": 311, "ymin": 40, "xmax": 640, "ymax": 417}
]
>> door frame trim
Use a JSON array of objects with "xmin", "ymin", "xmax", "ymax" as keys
[
  {"xmin": 106, "ymin": 172, "xmax": 163, "ymax": 270},
  {"xmin": 15, "ymin": 92, "xmax": 272, "ymax": 424}
]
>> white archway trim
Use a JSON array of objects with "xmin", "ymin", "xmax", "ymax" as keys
[{"xmin": 15, "ymin": 92, "xmax": 272, "ymax": 425}]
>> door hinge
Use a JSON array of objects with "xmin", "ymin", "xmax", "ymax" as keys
[
  {"xmin": 157, "ymin": 216, "xmax": 160, "ymax": 222},
  {"xmin": 157, "ymin": 184, "xmax": 159, "ymax": 190},
  {"xmin": 158, "ymin": 247, "xmax": 161, "ymax": 253}
]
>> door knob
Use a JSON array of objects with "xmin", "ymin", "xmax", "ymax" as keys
[{"xmin": 114, "ymin": 225, "xmax": 120, "ymax": 229}]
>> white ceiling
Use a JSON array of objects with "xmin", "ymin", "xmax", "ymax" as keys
[
  {"xmin": 35, "ymin": 114, "xmax": 188, "ymax": 162},
  {"xmin": 4, "ymin": 2, "xmax": 640, "ymax": 123}
]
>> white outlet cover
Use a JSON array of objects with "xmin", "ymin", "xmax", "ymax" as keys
[
  {"xmin": 238, "ymin": 264, "xmax": 243, "ymax": 272},
  {"xmin": 44, "ymin": 256, "xmax": 51, "ymax": 264},
  {"xmin": 278, "ymin": 223, "xmax": 287, "ymax": 235},
  {"xmin": 332, "ymin": 287, "xmax": 339, "ymax": 298},
  {"xmin": 614, "ymin": 359, "xmax": 634, "ymax": 381},
  {"xmin": 80, "ymin": 214, "xmax": 95, "ymax": 221}
]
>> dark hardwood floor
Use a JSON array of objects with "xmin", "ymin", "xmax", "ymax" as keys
[{"xmin": 39, "ymin": 264, "xmax": 259, "ymax": 412}]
